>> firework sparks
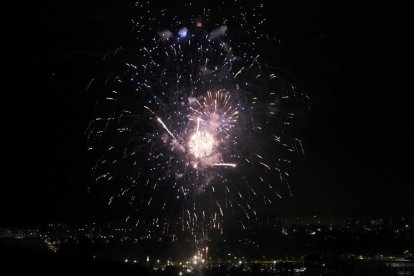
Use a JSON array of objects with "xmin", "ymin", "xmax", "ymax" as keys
[
  {"xmin": 189, "ymin": 122, "xmax": 214, "ymax": 159},
  {"xmin": 87, "ymin": 0, "xmax": 309, "ymax": 239},
  {"xmin": 212, "ymin": 163, "xmax": 237, "ymax": 168},
  {"xmin": 156, "ymin": 117, "xmax": 176, "ymax": 140}
]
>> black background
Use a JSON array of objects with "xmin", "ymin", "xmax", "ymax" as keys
[{"xmin": 2, "ymin": 1, "xmax": 411, "ymax": 225}]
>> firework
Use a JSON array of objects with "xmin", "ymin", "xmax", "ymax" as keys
[{"xmin": 87, "ymin": 0, "xmax": 309, "ymax": 239}]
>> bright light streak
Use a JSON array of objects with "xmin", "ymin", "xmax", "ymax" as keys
[
  {"xmin": 157, "ymin": 117, "xmax": 176, "ymax": 139},
  {"xmin": 212, "ymin": 163, "xmax": 237, "ymax": 168}
]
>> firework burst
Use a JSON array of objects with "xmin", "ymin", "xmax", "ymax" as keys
[{"xmin": 86, "ymin": 0, "xmax": 309, "ymax": 239}]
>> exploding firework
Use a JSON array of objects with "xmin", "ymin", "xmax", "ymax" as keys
[{"xmin": 86, "ymin": 0, "xmax": 309, "ymax": 238}]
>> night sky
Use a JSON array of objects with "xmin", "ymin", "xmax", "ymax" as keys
[{"xmin": 2, "ymin": 1, "xmax": 412, "ymax": 225}]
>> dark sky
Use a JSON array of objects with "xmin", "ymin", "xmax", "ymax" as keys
[{"xmin": 2, "ymin": 1, "xmax": 412, "ymax": 225}]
